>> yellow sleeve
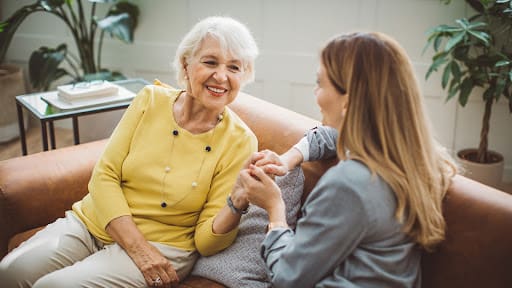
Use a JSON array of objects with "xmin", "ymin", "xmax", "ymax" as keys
[
  {"xmin": 194, "ymin": 131, "xmax": 258, "ymax": 256},
  {"xmin": 87, "ymin": 86, "xmax": 151, "ymax": 229}
]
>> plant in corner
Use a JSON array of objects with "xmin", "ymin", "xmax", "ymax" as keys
[
  {"xmin": 425, "ymin": 0, "xmax": 512, "ymax": 185},
  {"xmin": 0, "ymin": 0, "xmax": 139, "ymax": 91}
]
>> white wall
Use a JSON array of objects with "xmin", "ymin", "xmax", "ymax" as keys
[{"xmin": 2, "ymin": 0, "xmax": 511, "ymax": 182}]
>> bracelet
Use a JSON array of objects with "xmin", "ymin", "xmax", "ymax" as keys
[{"xmin": 227, "ymin": 195, "xmax": 249, "ymax": 215}]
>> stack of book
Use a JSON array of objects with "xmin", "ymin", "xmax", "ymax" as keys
[
  {"xmin": 57, "ymin": 81, "xmax": 119, "ymax": 102},
  {"xmin": 41, "ymin": 80, "xmax": 136, "ymax": 110}
]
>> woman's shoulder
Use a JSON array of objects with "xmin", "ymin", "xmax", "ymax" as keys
[
  {"xmin": 325, "ymin": 160, "xmax": 372, "ymax": 185},
  {"xmin": 223, "ymin": 107, "xmax": 257, "ymax": 140},
  {"xmin": 321, "ymin": 160, "xmax": 392, "ymax": 202},
  {"xmin": 141, "ymin": 81, "xmax": 182, "ymax": 100},
  {"xmin": 316, "ymin": 160, "xmax": 399, "ymax": 229},
  {"xmin": 133, "ymin": 79, "xmax": 181, "ymax": 101}
]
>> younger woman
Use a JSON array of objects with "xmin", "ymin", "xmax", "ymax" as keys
[{"xmin": 240, "ymin": 32, "xmax": 457, "ymax": 287}]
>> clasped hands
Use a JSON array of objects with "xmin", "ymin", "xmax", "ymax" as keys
[{"xmin": 230, "ymin": 150, "xmax": 289, "ymax": 215}]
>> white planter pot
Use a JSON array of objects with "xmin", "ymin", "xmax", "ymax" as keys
[{"xmin": 457, "ymin": 148, "xmax": 504, "ymax": 189}]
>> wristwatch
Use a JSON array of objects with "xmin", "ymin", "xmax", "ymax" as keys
[
  {"xmin": 266, "ymin": 221, "xmax": 288, "ymax": 234},
  {"xmin": 227, "ymin": 195, "xmax": 249, "ymax": 215}
]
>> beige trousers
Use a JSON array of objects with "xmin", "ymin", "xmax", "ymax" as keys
[{"xmin": 0, "ymin": 211, "xmax": 198, "ymax": 288}]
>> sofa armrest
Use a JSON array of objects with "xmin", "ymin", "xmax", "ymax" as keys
[
  {"xmin": 0, "ymin": 139, "xmax": 107, "ymax": 258},
  {"xmin": 421, "ymin": 175, "xmax": 512, "ymax": 288}
]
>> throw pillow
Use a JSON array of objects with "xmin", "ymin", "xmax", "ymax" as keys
[{"xmin": 191, "ymin": 166, "xmax": 305, "ymax": 288}]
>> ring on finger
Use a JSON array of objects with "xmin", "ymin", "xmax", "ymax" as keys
[{"xmin": 153, "ymin": 276, "xmax": 162, "ymax": 286}]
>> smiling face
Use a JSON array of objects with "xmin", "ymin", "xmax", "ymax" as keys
[
  {"xmin": 314, "ymin": 61, "xmax": 348, "ymax": 128},
  {"xmin": 183, "ymin": 36, "xmax": 244, "ymax": 112}
]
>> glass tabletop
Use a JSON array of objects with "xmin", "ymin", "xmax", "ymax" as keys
[{"xmin": 16, "ymin": 78, "xmax": 149, "ymax": 121}]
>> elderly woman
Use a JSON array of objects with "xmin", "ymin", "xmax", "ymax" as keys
[
  {"xmin": 0, "ymin": 16, "xmax": 258, "ymax": 287},
  {"xmin": 240, "ymin": 32, "xmax": 457, "ymax": 287}
]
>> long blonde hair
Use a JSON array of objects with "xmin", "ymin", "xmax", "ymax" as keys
[{"xmin": 322, "ymin": 32, "xmax": 456, "ymax": 251}]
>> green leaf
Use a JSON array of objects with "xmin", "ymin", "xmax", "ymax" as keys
[
  {"xmin": 97, "ymin": 14, "xmax": 133, "ymax": 43},
  {"xmin": 447, "ymin": 79, "xmax": 460, "ymax": 102},
  {"xmin": 467, "ymin": 21, "xmax": 487, "ymax": 30},
  {"xmin": 455, "ymin": 18, "xmax": 470, "ymax": 29},
  {"xmin": 444, "ymin": 31, "xmax": 466, "ymax": 51},
  {"xmin": 96, "ymin": 2, "xmax": 140, "ymax": 43},
  {"xmin": 109, "ymin": 70, "xmax": 127, "ymax": 81},
  {"xmin": 432, "ymin": 25, "xmax": 462, "ymax": 34},
  {"xmin": 442, "ymin": 62, "xmax": 452, "ymax": 89},
  {"xmin": 453, "ymin": 45, "xmax": 470, "ymax": 61},
  {"xmin": 433, "ymin": 35, "xmax": 443, "ymax": 52},
  {"xmin": 483, "ymin": 87, "xmax": 495, "ymax": 102},
  {"xmin": 451, "ymin": 61, "xmax": 461, "ymax": 79},
  {"xmin": 495, "ymin": 77, "xmax": 506, "ymax": 99},
  {"xmin": 0, "ymin": 3, "xmax": 43, "ymax": 63},
  {"xmin": 495, "ymin": 60, "xmax": 510, "ymax": 67},
  {"xmin": 467, "ymin": 30, "xmax": 490, "ymax": 44},
  {"xmin": 509, "ymin": 71, "xmax": 512, "ymax": 81},
  {"xmin": 458, "ymin": 78, "xmax": 474, "ymax": 107},
  {"xmin": 28, "ymin": 44, "xmax": 68, "ymax": 90},
  {"xmin": 426, "ymin": 52, "xmax": 448, "ymax": 79}
]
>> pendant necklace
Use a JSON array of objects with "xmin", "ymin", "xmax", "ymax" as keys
[{"xmin": 159, "ymin": 112, "xmax": 224, "ymax": 208}]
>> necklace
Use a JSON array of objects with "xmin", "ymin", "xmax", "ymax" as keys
[{"xmin": 159, "ymin": 112, "xmax": 224, "ymax": 208}]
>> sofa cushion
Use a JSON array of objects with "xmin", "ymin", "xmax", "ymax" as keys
[{"xmin": 191, "ymin": 167, "xmax": 304, "ymax": 287}]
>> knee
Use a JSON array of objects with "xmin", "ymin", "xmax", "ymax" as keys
[
  {"xmin": 0, "ymin": 257, "xmax": 33, "ymax": 288},
  {"xmin": 33, "ymin": 274, "xmax": 65, "ymax": 288}
]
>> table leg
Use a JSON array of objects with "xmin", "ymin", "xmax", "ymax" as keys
[
  {"xmin": 49, "ymin": 121, "xmax": 56, "ymax": 149},
  {"xmin": 72, "ymin": 116, "xmax": 80, "ymax": 145},
  {"xmin": 16, "ymin": 101, "xmax": 28, "ymax": 156},
  {"xmin": 41, "ymin": 121, "xmax": 49, "ymax": 151}
]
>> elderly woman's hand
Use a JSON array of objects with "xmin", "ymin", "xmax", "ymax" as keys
[
  {"xmin": 253, "ymin": 149, "xmax": 288, "ymax": 177},
  {"xmin": 229, "ymin": 152, "xmax": 266, "ymax": 211},
  {"xmin": 106, "ymin": 216, "xmax": 179, "ymax": 287},
  {"xmin": 128, "ymin": 240, "xmax": 179, "ymax": 288},
  {"xmin": 239, "ymin": 164, "xmax": 285, "ymax": 215}
]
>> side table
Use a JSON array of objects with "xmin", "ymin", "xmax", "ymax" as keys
[{"xmin": 15, "ymin": 78, "xmax": 149, "ymax": 155}]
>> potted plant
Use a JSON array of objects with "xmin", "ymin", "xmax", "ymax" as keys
[
  {"xmin": 0, "ymin": 0, "xmax": 140, "ymax": 91},
  {"xmin": 424, "ymin": 0, "xmax": 512, "ymax": 188}
]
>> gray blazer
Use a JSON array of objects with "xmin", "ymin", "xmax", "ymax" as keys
[{"xmin": 262, "ymin": 126, "xmax": 421, "ymax": 288}]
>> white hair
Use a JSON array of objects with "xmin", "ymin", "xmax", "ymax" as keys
[{"xmin": 173, "ymin": 16, "xmax": 259, "ymax": 88}]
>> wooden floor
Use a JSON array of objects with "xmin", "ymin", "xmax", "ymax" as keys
[{"xmin": 0, "ymin": 125, "xmax": 74, "ymax": 161}]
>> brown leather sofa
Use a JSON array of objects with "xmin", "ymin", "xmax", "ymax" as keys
[{"xmin": 1, "ymin": 92, "xmax": 512, "ymax": 288}]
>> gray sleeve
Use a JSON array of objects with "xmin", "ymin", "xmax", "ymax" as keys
[
  {"xmin": 261, "ymin": 169, "xmax": 368, "ymax": 288},
  {"xmin": 306, "ymin": 126, "xmax": 338, "ymax": 161}
]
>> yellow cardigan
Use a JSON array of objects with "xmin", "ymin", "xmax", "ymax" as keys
[{"xmin": 72, "ymin": 84, "xmax": 257, "ymax": 256}]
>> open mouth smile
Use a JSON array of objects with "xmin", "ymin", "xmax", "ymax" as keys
[{"xmin": 206, "ymin": 85, "xmax": 228, "ymax": 96}]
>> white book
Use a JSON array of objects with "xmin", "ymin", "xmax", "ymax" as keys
[
  {"xmin": 41, "ymin": 85, "xmax": 136, "ymax": 110},
  {"xmin": 58, "ymin": 81, "xmax": 119, "ymax": 101}
]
